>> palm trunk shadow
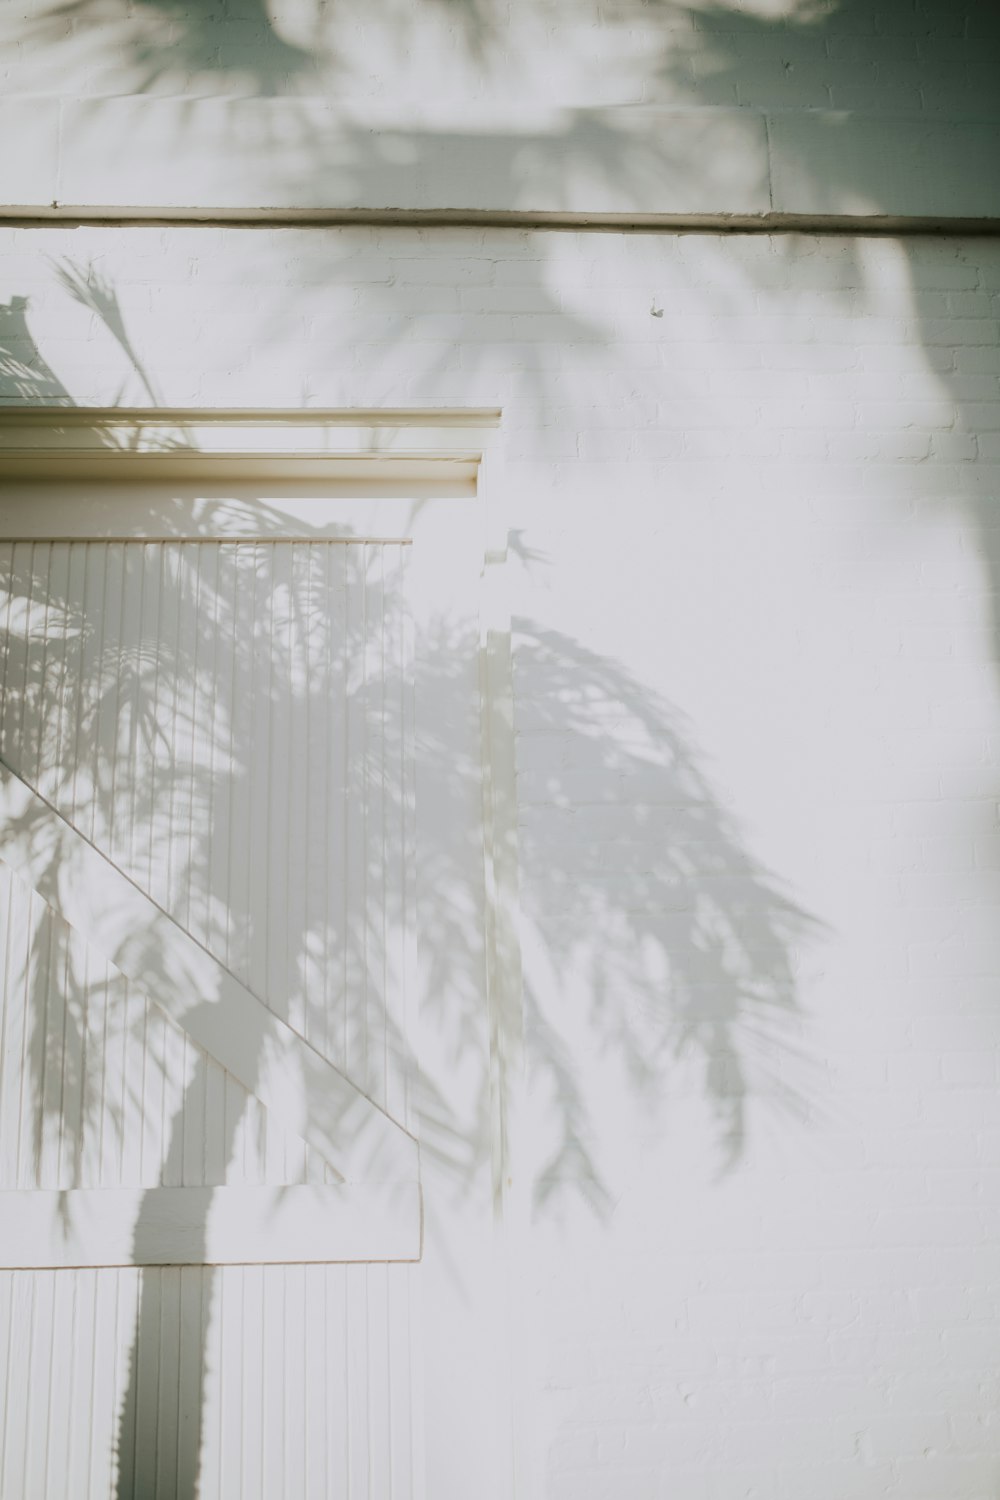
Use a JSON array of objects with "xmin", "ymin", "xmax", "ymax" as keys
[{"xmin": 114, "ymin": 1044, "xmax": 248, "ymax": 1500}]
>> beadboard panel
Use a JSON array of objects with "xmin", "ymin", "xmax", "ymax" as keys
[{"xmin": 0, "ymin": 536, "xmax": 420, "ymax": 1498}]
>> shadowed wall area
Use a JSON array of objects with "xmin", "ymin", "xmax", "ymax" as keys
[{"xmin": 4, "ymin": 0, "xmax": 999, "ymax": 111}]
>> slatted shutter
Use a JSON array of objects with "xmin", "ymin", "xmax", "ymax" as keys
[{"xmin": 0, "ymin": 536, "xmax": 423, "ymax": 1497}]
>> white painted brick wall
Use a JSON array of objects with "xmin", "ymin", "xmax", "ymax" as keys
[
  {"xmin": 2, "ymin": 0, "xmax": 999, "ymax": 122},
  {"xmin": 2, "ymin": 227, "xmax": 1000, "ymax": 1497}
]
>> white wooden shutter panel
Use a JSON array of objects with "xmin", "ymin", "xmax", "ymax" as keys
[{"xmin": 0, "ymin": 538, "xmax": 418, "ymax": 1265}]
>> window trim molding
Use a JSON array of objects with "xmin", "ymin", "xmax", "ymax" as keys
[{"xmin": 0, "ymin": 406, "xmax": 502, "ymax": 485}]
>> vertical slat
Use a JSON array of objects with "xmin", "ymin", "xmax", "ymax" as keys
[
  {"xmin": 181, "ymin": 1037, "xmax": 206, "ymax": 1188},
  {"xmin": 368, "ymin": 1263, "xmax": 392, "ymax": 1499},
  {"xmin": 38, "ymin": 913, "xmax": 67, "ymax": 1187},
  {"xmin": 203, "ymin": 1057, "xmax": 227, "ymax": 1188},
  {"xmin": 347, "ymin": 1261, "xmax": 370, "ymax": 1499},
  {"xmin": 107, "ymin": 1271, "xmax": 130, "ymax": 1498},
  {"xmin": 267, "ymin": 544, "xmax": 292, "ymax": 1028},
  {"xmin": 326, "ymin": 544, "xmax": 349, "ymax": 1081},
  {"xmin": 385, "ymin": 546, "xmax": 407, "ymax": 1126},
  {"xmin": 174, "ymin": 543, "xmax": 200, "ymax": 940},
  {"xmin": 261, "ymin": 1266, "xmax": 285, "ymax": 1497},
  {"xmin": 247, "ymin": 543, "xmax": 271, "ymax": 1010},
  {"xmin": 225, "ymin": 1072, "xmax": 248, "ymax": 1186},
  {"xmin": 303, "ymin": 1263, "xmax": 327, "ymax": 1496},
  {"xmin": 18, "ymin": 541, "xmax": 46, "ymax": 792},
  {"xmin": 93, "ymin": 959, "xmax": 114, "ymax": 1189},
  {"xmin": 303, "ymin": 546, "xmax": 328, "ymax": 1059},
  {"xmin": 177, "ymin": 1266, "xmax": 205, "ymax": 1498},
  {"xmin": 282, "ymin": 542, "xmax": 309, "ymax": 1183},
  {"xmin": 2, "ymin": 1273, "xmax": 32, "ymax": 1496},
  {"xmin": 58, "ymin": 914, "xmax": 85, "ymax": 1188},
  {"xmin": 139, "ymin": 998, "xmax": 164, "ymax": 1189},
  {"xmin": 155, "ymin": 1267, "xmax": 181, "ymax": 1500},
  {"xmin": 287, "ymin": 543, "xmax": 310, "ymax": 1041},
  {"xmin": 45, "ymin": 1268, "xmax": 75, "ymax": 1494},
  {"xmin": 94, "ymin": 543, "xmax": 124, "ymax": 855},
  {"xmin": 390, "ymin": 1266, "xmax": 416, "ymax": 1500},
  {"xmin": 66, "ymin": 1270, "xmax": 97, "ymax": 1499},
  {"xmin": 345, "ymin": 548, "xmax": 366, "ymax": 1098},
  {"xmin": 209, "ymin": 544, "xmax": 235, "ymax": 975},
  {"xmin": 150, "ymin": 543, "xmax": 180, "ymax": 916},
  {"xmin": 0, "ymin": 541, "xmax": 15, "ymax": 759},
  {"xmin": 111, "ymin": 541, "xmax": 144, "ymax": 876},
  {"xmin": 71, "ymin": 544, "xmax": 100, "ymax": 841},
  {"xmin": 0, "ymin": 1276, "xmax": 9, "ymax": 1479},
  {"xmin": 242, "ymin": 1265, "xmax": 266, "ymax": 1500},
  {"xmin": 24, "ymin": 1269, "xmax": 54, "ymax": 1498},
  {"xmin": 198, "ymin": 1264, "xmax": 223, "ymax": 1500},
  {"xmin": 135, "ymin": 541, "xmax": 163, "ymax": 898},
  {"xmin": 228, "ymin": 543, "xmax": 255, "ymax": 988},
  {"xmin": 213, "ymin": 1266, "xmax": 240, "ymax": 1499},
  {"xmin": 103, "ymin": 966, "xmax": 129, "ymax": 1191},
  {"xmin": 56, "ymin": 542, "xmax": 87, "ymax": 833},
  {"xmin": 283, "ymin": 1263, "xmax": 307, "ymax": 1496},
  {"xmin": 113, "ymin": 1269, "xmax": 138, "ymax": 1499},
  {"xmin": 132, "ymin": 1270, "xmax": 162, "ymax": 1497},
  {"xmin": 0, "ymin": 867, "xmax": 26, "ymax": 1188},
  {"xmin": 79, "ymin": 946, "xmax": 102, "ymax": 1189},
  {"xmin": 161, "ymin": 1017, "xmax": 187, "ymax": 1189},
  {"xmin": 0, "ymin": 542, "xmax": 31, "ymax": 774},
  {"xmin": 20, "ymin": 892, "xmax": 50, "ymax": 1190},
  {"xmin": 367, "ymin": 545, "xmax": 388, "ymax": 1111},
  {"xmin": 119, "ymin": 979, "xmax": 144, "ymax": 1190},
  {"xmin": 326, "ymin": 1266, "xmax": 349, "ymax": 1498},
  {"xmin": 36, "ymin": 541, "xmax": 71, "ymax": 808},
  {"xmin": 190, "ymin": 543, "xmax": 219, "ymax": 953}
]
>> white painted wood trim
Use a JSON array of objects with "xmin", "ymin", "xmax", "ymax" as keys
[
  {"xmin": 0, "ymin": 760, "xmax": 418, "ymax": 1183},
  {"xmin": 0, "ymin": 407, "xmax": 501, "ymax": 483},
  {"xmin": 0, "ymin": 1184, "xmax": 421, "ymax": 1267},
  {"xmin": 0, "ymin": 407, "xmax": 501, "ymax": 427}
]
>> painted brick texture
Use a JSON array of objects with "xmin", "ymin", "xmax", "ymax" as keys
[
  {"xmin": 3, "ymin": 0, "xmax": 999, "ymax": 118},
  {"xmin": 1, "ymin": 227, "xmax": 1000, "ymax": 1498}
]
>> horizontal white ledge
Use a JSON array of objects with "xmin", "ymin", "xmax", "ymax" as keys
[
  {"xmin": 1, "ymin": 99, "xmax": 998, "ymax": 223},
  {"xmin": 0, "ymin": 1184, "xmax": 422, "ymax": 1266},
  {"xmin": 0, "ymin": 407, "xmax": 502, "ymax": 429},
  {"xmin": 0, "ymin": 409, "xmax": 499, "ymax": 486},
  {"xmin": 0, "ymin": 453, "xmax": 481, "ymax": 485},
  {"xmin": 3, "ymin": 209, "xmax": 999, "ymax": 233}
]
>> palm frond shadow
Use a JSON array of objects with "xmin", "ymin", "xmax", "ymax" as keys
[
  {"xmin": 0, "ymin": 260, "xmax": 822, "ymax": 1494},
  {"xmin": 512, "ymin": 623, "xmax": 822, "ymax": 1214}
]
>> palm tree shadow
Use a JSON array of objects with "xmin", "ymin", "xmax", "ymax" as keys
[
  {"xmin": 16, "ymin": 0, "xmax": 509, "ymax": 95},
  {"xmin": 0, "ymin": 264, "xmax": 823, "ymax": 1492},
  {"xmin": 0, "ymin": 296, "xmax": 76, "ymax": 406},
  {"xmin": 1, "ymin": 2, "xmax": 994, "ymax": 1480},
  {"xmin": 512, "ymin": 622, "xmax": 822, "ymax": 1215}
]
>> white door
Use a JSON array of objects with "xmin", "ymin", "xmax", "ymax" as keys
[{"xmin": 0, "ymin": 503, "xmax": 504, "ymax": 1498}]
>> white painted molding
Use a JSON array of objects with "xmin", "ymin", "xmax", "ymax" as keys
[
  {"xmin": 0, "ymin": 1184, "xmax": 422, "ymax": 1267},
  {"xmin": 0, "ymin": 407, "xmax": 502, "ymax": 484},
  {"xmin": 0, "ymin": 760, "xmax": 419, "ymax": 1184}
]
